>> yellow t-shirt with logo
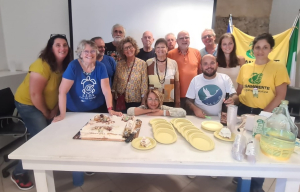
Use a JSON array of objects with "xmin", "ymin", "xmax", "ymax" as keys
[
  {"xmin": 15, "ymin": 58, "xmax": 62, "ymax": 110},
  {"xmin": 236, "ymin": 60, "xmax": 290, "ymax": 109}
]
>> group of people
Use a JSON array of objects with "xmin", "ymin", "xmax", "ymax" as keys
[{"xmin": 11, "ymin": 23, "xmax": 290, "ymax": 192}]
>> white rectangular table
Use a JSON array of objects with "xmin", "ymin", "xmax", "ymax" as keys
[{"xmin": 9, "ymin": 113, "xmax": 300, "ymax": 192}]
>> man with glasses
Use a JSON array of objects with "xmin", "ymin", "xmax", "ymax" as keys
[
  {"xmin": 91, "ymin": 37, "xmax": 116, "ymax": 87},
  {"xmin": 167, "ymin": 31, "xmax": 201, "ymax": 113},
  {"xmin": 186, "ymin": 54, "xmax": 238, "ymax": 118},
  {"xmin": 105, "ymin": 24, "xmax": 126, "ymax": 62},
  {"xmin": 136, "ymin": 31, "xmax": 155, "ymax": 61},
  {"xmin": 200, "ymin": 29, "xmax": 218, "ymax": 57},
  {"xmin": 165, "ymin": 33, "xmax": 177, "ymax": 51}
]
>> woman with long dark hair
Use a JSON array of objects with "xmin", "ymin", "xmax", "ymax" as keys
[
  {"xmin": 216, "ymin": 33, "xmax": 245, "ymax": 88},
  {"xmin": 12, "ymin": 34, "xmax": 72, "ymax": 190}
]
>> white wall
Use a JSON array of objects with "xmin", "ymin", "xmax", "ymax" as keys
[
  {"xmin": 0, "ymin": 6, "xmax": 8, "ymax": 71},
  {"xmin": 0, "ymin": 0, "xmax": 70, "ymax": 71},
  {"xmin": 269, "ymin": 0, "xmax": 300, "ymax": 87}
]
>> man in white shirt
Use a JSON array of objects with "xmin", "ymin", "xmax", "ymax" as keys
[{"xmin": 186, "ymin": 54, "xmax": 239, "ymax": 118}]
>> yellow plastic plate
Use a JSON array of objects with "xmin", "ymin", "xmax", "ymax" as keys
[
  {"xmin": 170, "ymin": 118, "xmax": 178, "ymax": 125},
  {"xmin": 153, "ymin": 123, "xmax": 174, "ymax": 133},
  {"xmin": 131, "ymin": 137, "xmax": 156, "ymax": 150},
  {"xmin": 180, "ymin": 125, "xmax": 199, "ymax": 135},
  {"xmin": 154, "ymin": 128, "xmax": 177, "ymax": 144},
  {"xmin": 149, "ymin": 118, "xmax": 167, "ymax": 125},
  {"xmin": 185, "ymin": 129, "xmax": 204, "ymax": 141},
  {"xmin": 189, "ymin": 133, "xmax": 215, "ymax": 151},
  {"xmin": 174, "ymin": 118, "xmax": 193, "ymax": 126},
  {"xmin": 201, "ymin": 121, "xmax": 223, "ymax": 132},
  {"xmin": 214, "ymin": 130, "xmax": 235, "ymax": 142}
]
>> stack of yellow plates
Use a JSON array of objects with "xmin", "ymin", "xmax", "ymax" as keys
[
  {"xmin": 149, "ymin": 118, "xmax": 167, "ymax": 125},
  {"xmin": 201, "ymin": 121, "xmax": 223, "ymax": 132},
  {"xmin": 188, "ymin": 133, "xmax": 215, "ymax": 151},
  {"xmin": 151, "ymin": 121, "xmax": 177, "ymax": 144},
  {"xmin": 213, "ymin": 130, "xmax": 235, "ymax": 142},
  {"xmin": 154, "ymin": 128, "xmax": 177, "ymax": 144},
  {"xmin": 131, "ymin": 137, "xmax": 157, "ymax": 150}
]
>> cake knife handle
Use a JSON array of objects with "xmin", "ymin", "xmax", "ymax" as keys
[{"xmin": 125, "ymin": 133, "xmax": 135, "ymax": 143}]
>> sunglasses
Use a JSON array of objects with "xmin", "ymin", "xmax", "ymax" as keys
[{"xmin": 50, "ymin": 34, "xmax": 66, "ymax": 38}]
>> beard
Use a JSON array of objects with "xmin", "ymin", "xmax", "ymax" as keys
[
  {"xmin": 203, "ymin": 68, "xmax": 217, "ymax": 77},
  {"xmin": 113, "ymin": 36, "xmax": 123, "ymax": 42}
]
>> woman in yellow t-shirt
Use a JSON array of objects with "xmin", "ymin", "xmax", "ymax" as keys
[
  {"xmin": 236, "ymin": 33, "xmax": 290, "ymax": 191},
  {"xmin": 12, "ymin": 34, "xmax": 72, "ymax": 190}
]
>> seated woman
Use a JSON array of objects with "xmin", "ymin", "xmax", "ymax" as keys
[
  {"xmin": 127, "ymin": 89, "xmax": 186, "ymax": 117},
  {"xmin": 53, "ymin": 40, "xmax": 121, "ymax": 123},
  {"xmin": 216, "ymin": 33, "xmax": 245, "ymax": 89}
]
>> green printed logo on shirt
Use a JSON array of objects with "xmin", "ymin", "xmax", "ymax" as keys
[{"xmin": 248, "ymin": 73, "xmax": 263, "ymax": 84}]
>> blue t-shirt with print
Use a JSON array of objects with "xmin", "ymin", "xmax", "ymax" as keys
[
  {"xmin": 63, "ymin": 59, "xmax": 108, "ymax": 112},
  {"xmin": 101, "ymin": 55, "xmax": 116, "ymax": 87}
]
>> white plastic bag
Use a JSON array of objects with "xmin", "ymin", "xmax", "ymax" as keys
[{"xmin": 231, "ymin": 130, "xmax": 247, "ymax": 161}]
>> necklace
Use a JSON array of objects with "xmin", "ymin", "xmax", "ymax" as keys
[
  {"xmin": 81, "ymin": 59, "xmax": 95, "ymax": 76},
  {"xmin": 157, "ymin": 57, "xmax": 167, "ymax": 62},
  {"xmin": 155, "ymin": 57, "xmax": 167, "ymax": 84}
]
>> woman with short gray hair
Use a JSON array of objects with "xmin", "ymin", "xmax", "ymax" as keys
[{"xmin": 53, "ymin": 40, "xmax": 122, "ymax": 122}]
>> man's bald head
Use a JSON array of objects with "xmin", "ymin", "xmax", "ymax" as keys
[
  {"xmin": 177, "ymin": 31, "xmax": 190, "ymax": 51},
  {"xmin": 201, "ymin": 54, "xmax": 218, "ymax": 79},
  {"xmin": 141, "ymin": 31, "xmax": 154, "ymax": 49}
]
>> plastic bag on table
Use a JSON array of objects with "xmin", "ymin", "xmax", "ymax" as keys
[
  {"xmin": 245, "ymin": 139, "xmax": 256, "ymax": 164},
  {"xmin": 231, "ymin": 129, "xmax": 247, "ymax": 161}
]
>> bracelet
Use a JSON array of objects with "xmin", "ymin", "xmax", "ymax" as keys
[
  {"xmin": 107, "ymin": 107, "xmax": 113, "ymax": 111},
  {"xmin": 163, "ymin": 110, "xmax": 166, "ymax": 116}
]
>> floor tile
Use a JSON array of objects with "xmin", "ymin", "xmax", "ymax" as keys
[
  {"xmin": 54, "ymin": 171, "xmax": 74, "ymax": 189},
  {"xmin": 150, "ymin": 175, "xmax": 192, "ymax": 192},
  {"xmin": 106, "ymin": 172, "xmax": 122, "ymax": 180},
  {"xmin": 81, "ymin": 172, "xmax": 110, "ymax": 192},
  {"xmin": 135, "ymin": 184, "xmax": 162, "ymax": 192},
  {"xmin": 263, "ymin": 178, "xmax": 275, "ymax": 192},
  {"xmin": 89, "ymin": 179, "xmax": 122, "ymax": 192},
  {"xmin": 111, "ymin": 173, "xmax": 152, "ymax": 192}
]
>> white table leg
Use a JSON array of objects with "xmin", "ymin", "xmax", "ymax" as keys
[
  {"xmin": 33, "ymin": 170, "xmax": 55, "ymax": 192},
  {"xmin": 275, "ymin": 178, "xmax": 300, "ymax": 192}
]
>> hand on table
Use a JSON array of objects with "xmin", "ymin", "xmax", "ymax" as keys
[
  {"xmin": 193, "ymin": 108, "xmax": 206, "ymax": 118},
  {"xmin": 109, "ymin": 110, "xmax": 122, "ymax": 116},
  {"xmin": 52, "ymin": 114, "xmax": 65, "ymax": 123}
]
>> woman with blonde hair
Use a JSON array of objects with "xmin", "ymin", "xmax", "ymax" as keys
[{"xmin": 127, "ymin": 88, "xmax": 186, "ymax": 117}]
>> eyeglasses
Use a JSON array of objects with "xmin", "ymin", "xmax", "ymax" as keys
[
  {"xmin": 124, "ymin": 45, "xmax": 134, "ymax": 51},
  {"xmin": 202, "ymin": 35, "xmax": 213, "ymax": 39},
  {"xmin": 50, "ymin": 34, "xmax": 66, "ymax": 38},
  {"xmin": 114, "ymin": 30, "xmax": 123, "ymax": 34},
  {"xmin": 147, "ymin": 98, "xmax": 159, "ymax": 102},
  {"xmin": 83, "ymin": 50, "xmax": 96, "ymax": 55},
  {"xmin": 178, "ymin": 36, "xmax": 190, "ymax": 41},
  {"xmin": 98, "ymin": 46, "xmax": 106, "ymax": 49}
]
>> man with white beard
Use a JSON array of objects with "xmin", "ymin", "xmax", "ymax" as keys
[{"xmin": 105, "ymin": 24, "xmax": 126, "ymax": 62}]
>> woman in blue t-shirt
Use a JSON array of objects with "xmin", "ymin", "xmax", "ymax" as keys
[{"xmin": 53, "ymin": 40, "xmax": 122, "ymax": 122}]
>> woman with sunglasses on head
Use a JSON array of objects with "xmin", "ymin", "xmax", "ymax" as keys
[
  {"xmin": 112, "ymin": 36, "xmax": 148, "ymax": 113},
  {"xmin": 146, "ymin": 38, "xmax": 180, "ymax": 108},
  {"xmin": 12, "ymin": 34, "xmax": 72, "ymax": 190},
  {"xmin": 216, "ymin": 33, "xmax": 245, "ymax": 88},
  {"xmin": 236, "ymin": 33, "xmax": 290, "ymax": 192},
  {"xmin": 127, "ymin": 89, "xmax": 186, "ymax": 117},
  {"xmin": 52, "ymin": 40, "xmax": 122, "ymax": 123}
]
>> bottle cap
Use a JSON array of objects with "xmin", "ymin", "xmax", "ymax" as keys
[{"xmin": 281, "ymin": 100, "xmax": 289, "ymax": 105}]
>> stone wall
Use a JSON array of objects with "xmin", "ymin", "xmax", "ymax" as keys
[
  {"xmin": 214, "ymin": 17, "xmax": 269, "ymax": 43},
  {"xmin": 214, "ymin": 0, "xmax": 273, "ymax": 42}
]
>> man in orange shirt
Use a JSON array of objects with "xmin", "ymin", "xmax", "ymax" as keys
[{"xmin": 168, "ymin": 30, "xmax": 201, "ymax": 113}]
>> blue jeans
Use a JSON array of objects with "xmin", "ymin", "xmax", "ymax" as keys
[{"xmin": 13, "ymin": 101, "xmax": 51, "ymax": 175}]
